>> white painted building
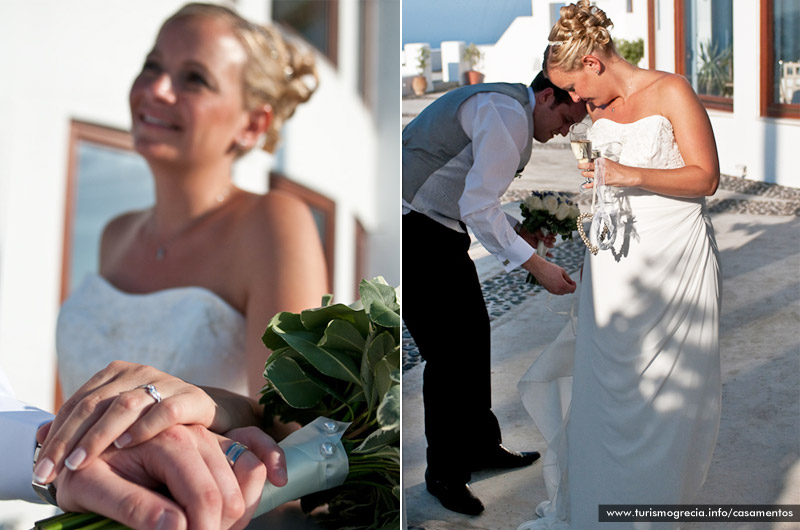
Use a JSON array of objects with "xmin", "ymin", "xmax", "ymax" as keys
[
  {"xmin": 406, "ymin": 0, "xmax": 799, "ymax": 188},
  {"xmin": 0, "ymin": 0, "xmax": 399, "ymax": 527}
]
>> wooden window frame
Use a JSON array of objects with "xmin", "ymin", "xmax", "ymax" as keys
[
  {"xmin": 761, "ymin": 0, "xmax": 800, "ymax": 119},
  {"xmin": 272, "ymin": 0, "xmax": 339, "ymax": 67},
  {"xmin": 59, "ymin": 120, "xmax": 133, "ymax": 410},
  {"xmin": 354, "ymin": 218, "xmax": 367, "ymax": 301},
  {"xmin": 62, "ymin": 121, "xmax": 133, "ymax": 303},
  {"xmin": 358, "ymin": 0, "xmax": 376, "ymax": 107},
  {"xmin": 647, "ymin": 0, "xmax": 656, "ymax": 69},
  {"xmin": 269, "ymin": 173, "xmax": 335, "ymax": 291},
  {"xmin": 674, "ymin": 0, "xmax": 734, "ymax": 112}
]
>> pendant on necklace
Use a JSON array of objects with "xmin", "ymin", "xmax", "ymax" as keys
[{"xmin": 155, "ymin": 247, "xmax": 166, "ymax": 261}]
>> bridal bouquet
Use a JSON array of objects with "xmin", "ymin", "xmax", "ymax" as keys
[
  {"xmin": 520, "ymin": 191, "xmax": 580, "ymax": 285},
  {"xmin": 259, "ymin": 277, "xmax": 400, "ymax": 529},
  {"xmin": 33, "ymin": 278, "xmax": 400, "ymax": 530}
]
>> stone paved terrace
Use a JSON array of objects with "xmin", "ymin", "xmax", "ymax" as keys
[
  {"xmin": 401, "ymin": 90, "xmax": 800, "ymax": 530},
  {"xmin": 402, "ymin": 174, "xmax": 800, "ymax": 372}
]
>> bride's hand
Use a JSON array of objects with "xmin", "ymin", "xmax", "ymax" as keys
[
  {"xmin": 578, "ymin": 160, "xmax": 594, "ymax": 187},
  {"xmin": 35, "ymin": 361, "xmax": 257, "ymax": 484},
  {"xmin": 581, "ymin": 158, "xmax": 631, "ymax": 188}
]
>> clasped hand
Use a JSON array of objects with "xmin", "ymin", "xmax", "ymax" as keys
[{"xmin": 35, "ymin": 361, "xmax": 287, "ymax": 530}]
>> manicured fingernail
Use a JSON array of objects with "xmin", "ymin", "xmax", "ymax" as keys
[
  {"xmin": 33, "ymin": 457, "xmax": 54, "ymax": 483},
  {"xmin": 275, "ymin": 467, "xmax": 287, "ymax": 482},
  {"xmin": 114, "ymin": 433, "xmax": 132, "ymax": 449},
  {"xmin": 156, "ymin": 510, "xmax": 180, "ymax": 530},
  {"xmin": 64, "ymin": 448, "xmax": 86, "ymax": 470}
]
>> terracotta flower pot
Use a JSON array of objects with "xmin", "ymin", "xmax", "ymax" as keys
[
  {"xmin": 411, "ymin": 75, "xmax": 427, "ymax": 96},
  {"xmin": 465, "ymin": 70, "xmax": 484, "ymax": 85}
]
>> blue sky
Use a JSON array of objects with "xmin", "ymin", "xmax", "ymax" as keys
[{"xmin": 402, "ymin": 0, "xmax": 532, "ymax": 49}]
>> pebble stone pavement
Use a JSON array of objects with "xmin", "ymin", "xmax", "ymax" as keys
[{"xmin": 402, "ymin": 174, "xmax": 800, "ymax": 372}]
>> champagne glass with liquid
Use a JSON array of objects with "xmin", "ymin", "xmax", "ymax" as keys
[{"xmin": 569, "ymin": 122, "xmax": 593, "ymax": 190}]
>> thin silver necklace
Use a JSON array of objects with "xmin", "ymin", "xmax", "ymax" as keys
[
  {"xmin": 610, "ymin": 72, "xmax": 635, "ymax": 113},
  {"xmin": 153, "ymin": 186, "xmax": 232, "ymax": 261}
]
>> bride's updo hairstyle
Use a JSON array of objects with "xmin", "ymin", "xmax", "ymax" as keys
[
  {"xmin": 545, "ymin": 0, "xmax": 616, "ymax": 75},
  {"xmin": 164, "ymin": 3, "xmax": 319, "ymax": 153}
]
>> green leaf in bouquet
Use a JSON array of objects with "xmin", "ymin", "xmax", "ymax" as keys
[
  {"xmin": 263, "ymin": 356, "xmax": 327, "ymax": 408},
  {"xmin": 358, "ymin": 278, "xmax": 400, "ymax": 328},
  {"xmin": 300, "ymin": 303, "xmax": 371, "ymax": 336},
  {"xmin": 360, "ymin": 351, "xmax": 375, "ymax": 410},
  {"xmin": 318, "ymin": 320, "xmax": 366, "ymax": 352},
  {"xmin": 371, "ymin": 357, "xmax": 396, "ymax": 413},
  {"xmin": 376, "ymin": 385, "xmax": 400, "ymax": 430},
  {"xmin": 271, "ymin": 327, "xmax": 361, "ymax": 385},
  {"xmin": 362, "ymin": 331, "xmax": 395, "ymax": 409},
  {"xmin": 352, "ymin": 427, "xmax": 399, "ymax": 454},
  {"xmin": 366, "ymin": 331, "xmax": 396, "ymax": 368},
  {"xmin": 262, "ymin": 311, "xmax": 315, "ymax": 350}
]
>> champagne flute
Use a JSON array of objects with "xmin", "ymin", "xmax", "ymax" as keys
[{"xmin": 569, "ymin": 122, "xmax": 593, "ymax": 191}]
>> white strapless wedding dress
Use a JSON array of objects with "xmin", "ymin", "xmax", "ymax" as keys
[
  {"xmin": 57, "ymin": 273, "xmax": 248, "ymax": 398},
  {"xmin": 519, "ymin": 115, "xmax": 721, "ymax": 529}
]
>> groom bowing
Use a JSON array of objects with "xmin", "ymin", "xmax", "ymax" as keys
[{"xmin": 402, "ymin": 72, "xmax": 586, "ymax": 515}]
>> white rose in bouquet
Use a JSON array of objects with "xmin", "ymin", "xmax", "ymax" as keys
[
  {"xmin": 555, "ymin": 202, "xmax": 571, "ymax": 220},
  {"xmin": 543, "ymin": 195, "xmax": 559, "ymax": 214},
  {"xmin": 525, "ymin": 195, "xmax": 543, "ymax": 211},
  {"xmin": 519, "ymin": 190, "xmax": 581, "ymax": 286}
]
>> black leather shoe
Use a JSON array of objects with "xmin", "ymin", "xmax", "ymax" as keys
[
  {"xmin": 470, "ymin": 444, "xmax": 540, "ymax": 471},
  {"xmin": 425, "ymin": 470, "xmax": 485, "ymax": 515}
]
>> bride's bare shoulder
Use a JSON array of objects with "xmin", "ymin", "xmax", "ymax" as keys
[
  {"xmin": 647, "ymin": 71, "xmax": 696, "ymax": 99},
  {"xmin": 234, "ymin": 189, "xmax": 318, "ymax": 251},
  {"xmin": 101, "ymin": 210, "xmax": 148, "ymax": 251}
]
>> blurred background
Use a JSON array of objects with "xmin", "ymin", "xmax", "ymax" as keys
[{"xmin": 0, "ymin": 0, "xmax": 399, "ymax": 527}]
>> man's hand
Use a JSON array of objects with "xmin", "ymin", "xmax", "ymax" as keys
[
  {"xmin": 36, "ymin": 361, "xmax": 259, "ymax": 486},
  {"xmin": 522, "ymin": 254, "xmax": 576, "ymax": 295},
  {"xmin": 519, "ymin": 226, "xmax": 556, "ymax": 255},
  {"xmin": 54, "ymin": 424, "xmax": 285, "ymax": 530}
]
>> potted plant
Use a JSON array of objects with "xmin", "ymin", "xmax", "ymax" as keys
[
  {"xmin": 463, "ymin": 43, "xmax": 484, "ymax": 85},
  {"xmin": 697, "ymin": 40, "xmax": 733, "ymax": 97},
  {"xmin": 412, "ymin": 46, "xmax": 430, "ymax": 96},
  {"xmin": 616, "ymin": 38, "xmax": 644, "ymax": 67}
]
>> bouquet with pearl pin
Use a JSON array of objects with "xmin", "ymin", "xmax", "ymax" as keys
[
  {"xmin": 258, "ymin": 277, "xmax": 400, "ymax": 528},
  {"xmin": 32, "ymin": 278, "xmax": 399, "ymax": 530}
]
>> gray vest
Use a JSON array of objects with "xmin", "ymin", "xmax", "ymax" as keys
[{"xmin": 402, "ymin": 83, "xmax": 534, "ymax": 230}]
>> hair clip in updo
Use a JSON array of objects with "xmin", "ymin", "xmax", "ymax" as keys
[{"xmin": 548, "ymin": 40, "xmax": 564, "ymax": 47}]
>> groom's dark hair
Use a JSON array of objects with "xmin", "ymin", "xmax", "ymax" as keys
[{"xmin": 530, "ymin": 71, "xmax": 573, "ymax": 106}]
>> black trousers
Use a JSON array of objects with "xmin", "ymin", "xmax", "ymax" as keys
[{"xmin": 403, "ymin": 211, "xmax": 502, "ymax": 483}]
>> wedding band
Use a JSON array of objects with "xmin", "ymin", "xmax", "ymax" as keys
[
  {"xmin": 225, "ymin": 442, "xmax": 248, "ymax": 467},
  {"xmin": 137, "ymin": 383, "xmax": 162, "ymax": 403}
]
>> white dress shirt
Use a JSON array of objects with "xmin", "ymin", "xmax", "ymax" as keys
[
  {"xmin": 0, "ymin": 368, "xmax": 53, "ymax": 502},
  {"xmin": 403, "ymin": 88, "xmax": 536, "ymax": 272}
]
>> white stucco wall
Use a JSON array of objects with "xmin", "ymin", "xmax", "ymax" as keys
[
  {"xmin": 0, "ymin": 0, "xmax": 398, "ymax": 526},
  {"xmin": 656, "ymin": 0, "xmax": 800, "ymax": 186},
  {"xmin": 485, "ymin": 1, "xmax": 649, "ymax": 84},
  {"xmin": 484, "ymin": 0, "xmax": 800, "ymax": 187}
]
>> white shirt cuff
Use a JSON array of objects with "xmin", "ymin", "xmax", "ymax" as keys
[
  {"xmin": 0, "ymin": 396, "xmax": 54, "ymax": 502},
  {"xmin": 495, "ymin": 236, "xmax": 535, "ymax": 272}
]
